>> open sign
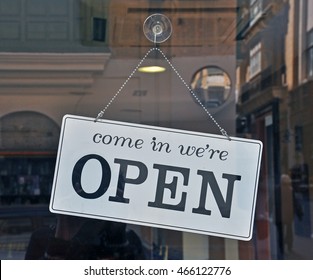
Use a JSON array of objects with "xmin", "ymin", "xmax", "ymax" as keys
[{"xmin": 50, "ymin": 115, "xmax": 262, "ymax": 240}]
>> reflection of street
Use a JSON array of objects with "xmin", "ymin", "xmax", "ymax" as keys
[
  {"xmin": 279, "ymin": 164, "xmax": 313, "ymax": 259},
  {"xmin": 0, "ymin": 233, "xmax": 30, "ymax": 259},
  {"xmin": 294, "ymin": 191, "xmax": 311, "ymax": 236},
  {"xmin": 290, "ymin": 164, "xmax": 312, "ymax": 239},
  {"xmin": 283, "ymin": 198, "xmax": 313, "ymax": 260},
  {"xmin": 0, "ymin": 205, "xmax": 55, "ymax": 260}
]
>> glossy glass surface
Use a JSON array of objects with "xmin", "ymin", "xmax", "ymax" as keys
[{"xmin": 0, "ymin": 0, "xmax": 312, "ymax": 260}]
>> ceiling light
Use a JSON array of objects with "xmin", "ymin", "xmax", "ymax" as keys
[{"xmin": 138, "ymin": 66, "xmax": 166, "ymax": 73}]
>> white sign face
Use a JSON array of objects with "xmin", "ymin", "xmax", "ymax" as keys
[{"xmin": 50, "ymin": 115, "xmax": 262, "ymax": 241}]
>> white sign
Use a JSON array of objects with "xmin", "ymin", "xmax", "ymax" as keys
[{"xmin": 50, "ymin": 115, "xmax": 262, "ymax": 241}]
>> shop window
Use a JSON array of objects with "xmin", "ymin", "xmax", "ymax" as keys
[
  {"xmin": 92, "ymin": 17, "xmax": 106, "ymax": 42},
  {"xmin": 0, "ymin": 111, "xmax": 59, "ymax": 204},
  {"xmin": 249, "ymin": 42, "xmax": 262, "ymax": 79},
  {"xmin": 190, "ymin": 66, "xmax": 231, "ymax": 110},
  {"xmin": 0, "ymin": 111, "xmax": 58, "ymax": 259},
  {"xmin": 0, "ymin": 157, "xmax": 56, "ymax": 205},
  {"xmin": 249, "ymin": 0, "xmax": 263, "ymax": 25}
]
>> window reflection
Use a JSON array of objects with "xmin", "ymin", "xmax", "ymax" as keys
[
  {"xmin": 249, "ymin": 0, "xmax": 263, "ymax": 25},
  {"xmin": 307, "ymin": 30, "xmax": 313, "ymax": 78},
  {"xmin": 0, "ymin": 0, "xmax": 312, "ymax": 260},
  {"xmin": 190, "ymin": 66, "xmax": 231, "ymax": 109},
  {"xmin": 0, "ymin": 157, "xmax": 55, "ymax": 204}
]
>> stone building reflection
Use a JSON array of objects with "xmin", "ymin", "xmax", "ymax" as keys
[{"xmin": 237, "ymin": 0, "xmax": 313, "ymax": 259}]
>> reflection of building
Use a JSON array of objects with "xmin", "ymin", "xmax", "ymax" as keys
[
  {"xmin": 237, "ymin": 0, "xmax": 313, "ymax": 259},
  {"xmin": 237, "ymin": 1, "xmax": 290, "ymax": 258},
  {"xmin": 191, "ymin": 67, "xmax": 232, "ymax": 109},
  {"xmin": 2, "ymin": 0, "xmax": 312, "ymax": 261},
  {"xmin": 0, "ymin": 0, "xmax": 238, "ymax": 259},
  {"xmin": 0, "ymin": 111, "xmax": 58, "ymax": 203},
  {"xmin": 286, "ymin": 0, "xmax": 313, "ymax": 249}
]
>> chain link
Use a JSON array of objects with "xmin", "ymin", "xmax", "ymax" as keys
[{"xmin": 95, "ymin": 47, "xmax": 231, "ymax": 140}]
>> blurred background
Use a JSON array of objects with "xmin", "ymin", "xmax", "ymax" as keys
[{"xmin": 0, "ymin": 0, "xmax": 312, "ymax": 259}]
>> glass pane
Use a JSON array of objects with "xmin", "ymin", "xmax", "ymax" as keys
[{"xmin": 0, "ymin": 0, "xmax": 312, "ymax": 260}]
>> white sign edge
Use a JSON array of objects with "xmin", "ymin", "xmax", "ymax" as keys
[{"xmin": 49, "ymin": 114, "xmax": 263, "ymax": 241}]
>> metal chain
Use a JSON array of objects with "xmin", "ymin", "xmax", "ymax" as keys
[
  {"xmin": 94, "ymin": 48, "xmax": 156, "ymax": 122},
  {"xmin": 95, "ymin": 47, "xmax": 231, "ymax": 140}
]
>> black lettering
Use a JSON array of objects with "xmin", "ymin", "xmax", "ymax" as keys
[
  {"xmin": 93, "ymin": 133, "xmax": 102, "ymax": 143},
  {"xmin": 192, "ymin": 171, "xmax": 241, "ymax": 218},
  {"xmin": 178, "ymin": 145, "xmax": 196, "ymax": 156},
  {"xmin": 112, "ymin": 136, "xmax": 134, "ymax": 148},
  {"xmin": 102, "ymin": 134, "xmax": 113, "ymax": 144},
  {"xmin": 195, "ymin": 147, "xmax": 205, "ymax": 157},
  {"xmin": 219, "ymin": 151, "xmax": 228, "ymax": 161},
  {"xmin": 109, "ymin": 159, "xmax": 148, "ymax": 203},
  {"xmin": 148, "ymin": 164, "xmax": 189, "ymax": 211},
  {"xmin": 206, "ymin": 146, "xmax": 220, "ymax": 159},
  {"xmin": 134, "ymin": 139, "xmax": 144, "ymax": 149},
  {"xmin": 72, "ymin": 154, "xmax": 111, "ymax": 199},
  {"xmin": 151, "ymin": 137, "xmax": 171, "ymax": 153}
]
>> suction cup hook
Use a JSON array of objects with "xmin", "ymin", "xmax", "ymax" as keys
[{"xmin": 143, "ymin": 13, "xmax": 172, "ymax": 44}]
